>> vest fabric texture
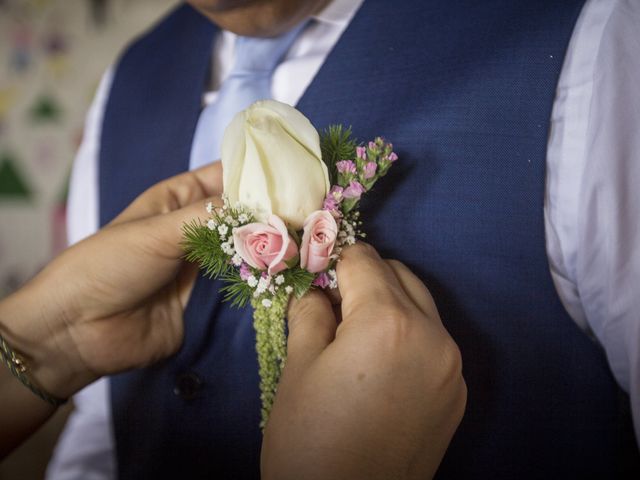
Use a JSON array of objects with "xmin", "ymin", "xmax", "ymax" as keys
[{"xmin": 99, "ymin": 1, "xmax": 638, "ymax": 478}]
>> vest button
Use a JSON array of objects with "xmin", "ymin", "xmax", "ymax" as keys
[{"xmin": 173, "ymin": 372, "xmax": 203, "ymax": 400}]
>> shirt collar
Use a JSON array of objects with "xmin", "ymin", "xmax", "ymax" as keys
[{"xmin": 313, "ymin": 0, "xmax": 364, "ymax": 25}]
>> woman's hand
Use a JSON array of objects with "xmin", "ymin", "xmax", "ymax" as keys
[
  {"xmin": 262, "ymin": 243, "xmax": 467, "ymax": 480},
  {"xmin": 0, "ymin": 163, "xmax": 222, "ymax": 401}
]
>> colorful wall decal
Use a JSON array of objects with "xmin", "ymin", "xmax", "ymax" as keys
[
  {"xmin": 89, "ymin": 0, "xmax": 109, "ymax": 26},
  {"xmin": 0, "ymin": 88, "xmax": 17, "ymax": 120},
  {"xmin": 0, "ymin": 0, "xmax": 177, "ymax": 305},
  {"xmin": 10, "ymin": 24, "xmax": 34, "ymax": 73},
  {"xmin": 28, "ymin": 93, "xmax": 63, "ymax": 123},
  {"xmin": 0, "ymin": 152, "xmax": 32, "ymax": 200},
  {"xmin": 42, "ymin": 30, "xmax": 68, "ymax": 56}
]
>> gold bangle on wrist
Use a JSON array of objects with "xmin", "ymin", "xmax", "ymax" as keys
[{"xmin": 0, "ymin": 332, "xmax": 67, "ymax": 407}]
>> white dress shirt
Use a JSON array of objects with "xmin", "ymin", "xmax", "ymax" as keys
[{"xmin": 47, "ymin": 0, "xmax": 640, "ymax": 477}]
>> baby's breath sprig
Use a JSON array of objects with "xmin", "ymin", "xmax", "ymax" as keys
[
  {"xmin": 336, "ymin": 210, "xmax": 364, "ymax": 248},
  {"xmin": 182, "ymin": 197, "xmax": 254, "ymax": 280},
  {"xmin": 220, "ymin": 263, "xmax": 315, "ymax": 310}
]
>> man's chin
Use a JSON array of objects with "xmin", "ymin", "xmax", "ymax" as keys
[{"xmin": 185, "ymin": 0, "xmax": 259, "ymax": 14}]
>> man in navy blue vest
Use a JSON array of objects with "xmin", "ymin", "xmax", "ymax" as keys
[{"xmin": 50, "ymin": 0, "xmax": 640, "ymax": 478}]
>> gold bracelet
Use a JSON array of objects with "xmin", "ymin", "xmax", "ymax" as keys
[{"xmin": 0, "ymin": 332, "xmax": 67, "ymax": 407}]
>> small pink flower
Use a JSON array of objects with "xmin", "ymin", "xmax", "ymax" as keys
[
  {"xmin": 312, "ymin": 272, "xmax": 331, "ymax": 288},
  {"xmin": 323, "ymin": 196, "xmax": 339, "ymax": 211},
  {"xmin": 388, "ymin": 152, "xmax": 398, "ymax": 162},
  {"xmin": 343, "ymin": 181, "xmax": 366, "ymax": 199},
  {"xmin": 356, "ymin": 146, "xmax": 367, "ymax": 160},
  {"xmin": 363, "ymin": 162, "xmax": 377, "ymax": 179},
  {"xmin": 300, "ymin": 210, "xmax": 338, "ymax": 273},
  {"xmin": 330, "ymin": 185, "xmax": 344, "ymax": 201},
  {"xmin": 368, "ymin": 141, "xmax": 376, "ymax": 149},
  {"xmin": 323, "ymin": 185, "xmax": 345, "ymax": 211},
  {"xmin": 239, "ymin": 263, "xmax": 251, "ymax": 280},
  {"xmin": 233, "ymin": 215, "xmax": 298, "ymax": 275},
  {"xmin": 336, "ymin": 160, "xmax": 357, "ymax": 174}
]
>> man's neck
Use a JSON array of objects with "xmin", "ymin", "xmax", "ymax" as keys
[{"xmin": 186, "ymin": 0, "xmax": 332, "ymax": 37}]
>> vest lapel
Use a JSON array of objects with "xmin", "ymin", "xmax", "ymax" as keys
[{"xmin": 99, "ymin": 4, "xmax": 216, "ymax": 225}]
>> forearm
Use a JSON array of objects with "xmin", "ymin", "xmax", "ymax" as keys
[
  {"xmin": 0, "ymin": 279, "xmax": 94, "ymax": 458},
  {"xmin": 0, "ymin": 358, "xmax": 57, "ymax": 459}
]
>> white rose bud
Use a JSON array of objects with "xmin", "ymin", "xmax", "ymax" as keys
[{"xmin": 221, "ymin": 100, "xmax": 330, "ymax": 230}]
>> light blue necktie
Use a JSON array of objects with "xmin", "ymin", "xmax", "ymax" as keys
[{"xmin": 189, "ymin": 22, "xmax": 308, "ymax": 169}]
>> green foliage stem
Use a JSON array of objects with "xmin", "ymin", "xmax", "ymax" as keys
[
  {"xmin": 181, "ymin": 221, "xmax": 231, "ymax": 279},
  {"xmin": 320, "ymin": 124, "xmax": 357, "ymax": 185}
]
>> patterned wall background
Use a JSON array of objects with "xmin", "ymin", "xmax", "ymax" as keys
[
  {"xmin": 0, "ymin": 0, "xmax": 176, "ymax": 298},
  {"xmin": 0, "ymin": 0, "xmax": 176, "ymax": 476}
]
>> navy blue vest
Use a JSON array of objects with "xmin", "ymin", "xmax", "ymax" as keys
[{"xmin": 99, "ymin": 1, "xmax": 638, "ymax": 478}]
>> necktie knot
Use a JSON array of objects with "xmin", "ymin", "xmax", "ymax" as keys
[
  {"xmin": 232, "ymin": 21, "xmax": 308, "ymax": 74},
  {"xmin": 189, "ymin": 20, "xmax": 309, "ymax": 168}
]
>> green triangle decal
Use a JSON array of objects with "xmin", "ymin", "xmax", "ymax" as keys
[
  {"xmin": 29, "ymin": 94, "xmax": 63, "ymax": 123},
  {"xmin": 0, "ymin": 153, "xmax": 32, "ymax": 200}
]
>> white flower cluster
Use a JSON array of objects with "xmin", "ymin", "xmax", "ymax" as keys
[
  {"xmin": 206, "ymin": 197, "xmax": 255, "ymax": 259},
  {"xmin": 327, "ymin": 269, "xmax": 338, "ymax": 289},
  {"xmin": 332, "ymin": 211, "xmax": 364, "ymax": 260},
  {"xmin": 254, "ymin": 274, "xmax": 283, "ymax": 297},
  {"xmin": 231, "ymin": 253, "xmax": 243, "ymax": 266},
  {"xmin": 221, "ymin": 241, "xmax": 235, "ymax": 256},
  {"xmin": 209, "ymin": 222, "xmax": 236, "ymax": 256},
  {"xmin": 338, "ymin": 219, "xmax": 357, "ymax": 246},
  {"xmin": 256, "ymin": 275, "xmax": 272, "ymax": 295},
  {"xmin": 244, "ymin": 272, "xmax": 294, "ymax": 308}
]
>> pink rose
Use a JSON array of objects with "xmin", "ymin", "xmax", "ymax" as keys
[
  {"xmin": 300, "ymin": 210, "xmax": 338, "ymax": 273},
  {"xmin": 233, "ymin": 215, "xmax": 298, "ymax": 275}
]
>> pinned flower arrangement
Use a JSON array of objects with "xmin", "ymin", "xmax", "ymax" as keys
[{"xmin": 183, "ymin": 100, "xmax": 397, "ymax": 427}]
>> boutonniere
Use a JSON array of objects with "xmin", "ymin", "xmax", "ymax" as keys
[{"xmin": 183, "ymin": 100, "xmax": 397, "ymax": 427}]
